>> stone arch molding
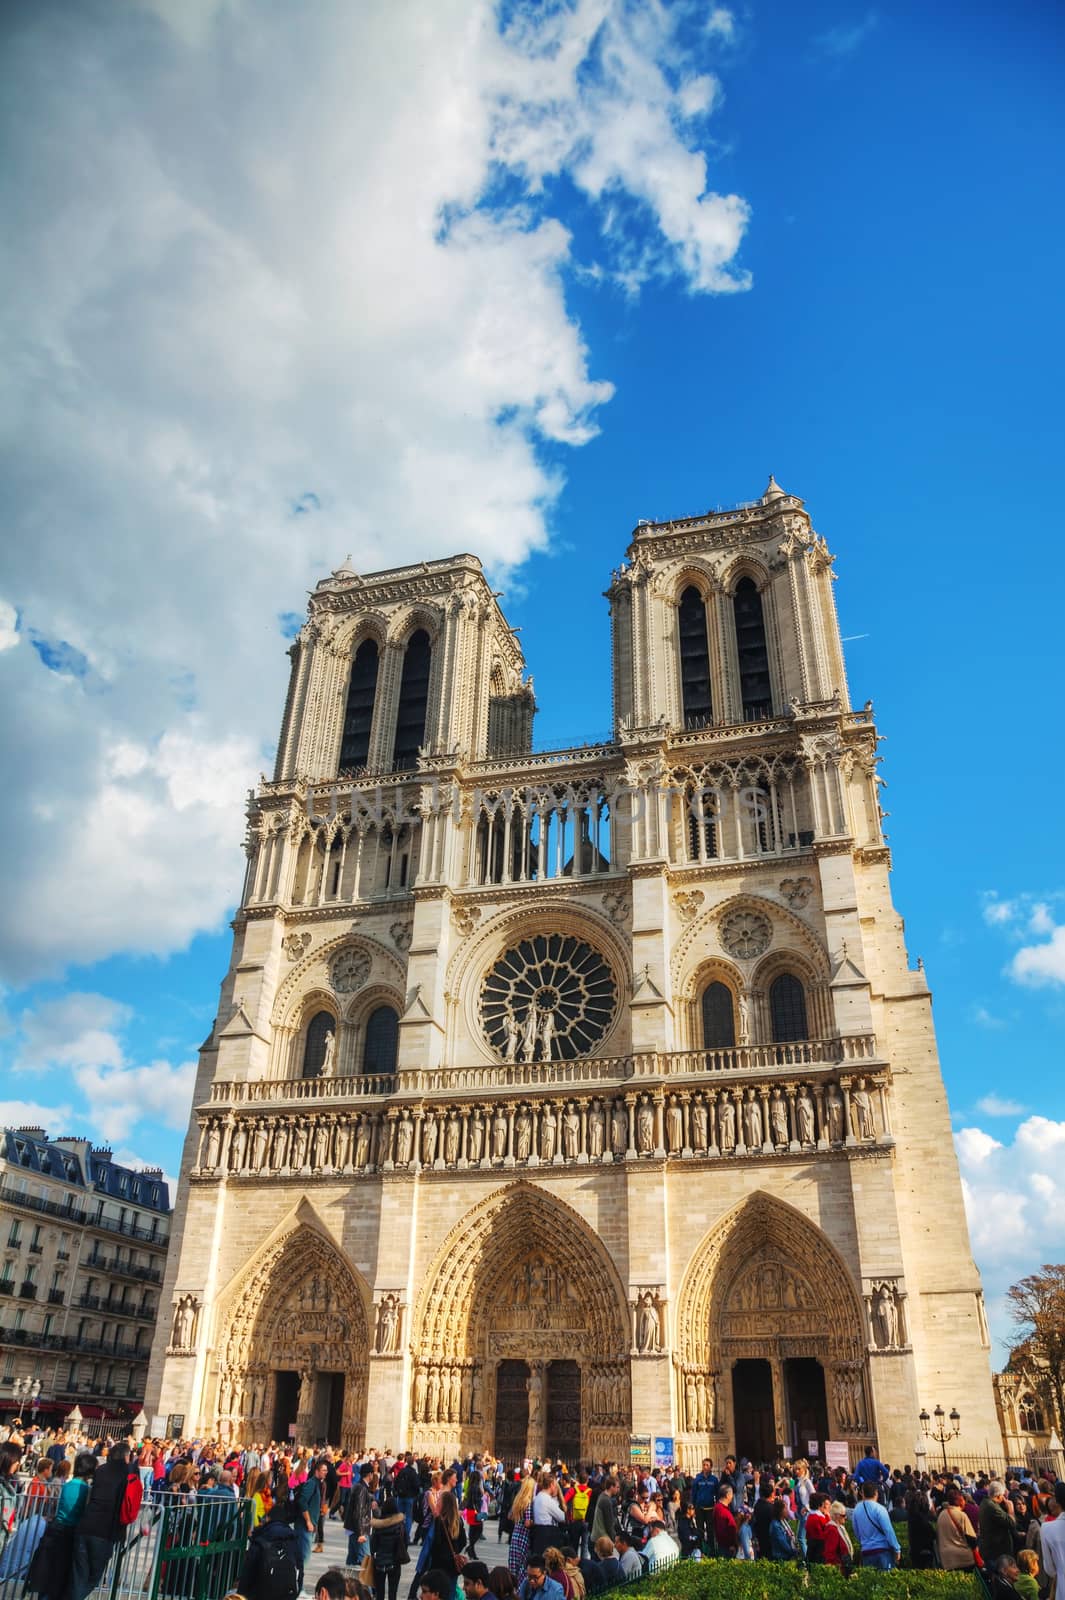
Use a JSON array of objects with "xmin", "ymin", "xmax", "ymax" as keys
[
  {"xmin": 446, "ymin": 899, "xmax": 632, "ymax": 1064},
  {"xmin": 211, "ymin": 1205, "xmax": 371, "ymax": 1447},
  {"xmin": 673, "ymin": 891, "xmax": 829, "ymax": 992},
  {"xmin": 717, "ymin": 551, "xmax": 773, "ymax": 594},
  {"xmin": 675, "ymin": 1191, "xmax": 865, "ymax": 1372},
  {"xmin": 273, "ymin": 930, "xmax": 405, "ymax": 1028},
  {"xmin": 412, "ymin": 1181, "xmax": 630, "ymax": 1364},
  {"xmin": 654, "ymin": 556, "xmax": 721, "ymax": 603}
]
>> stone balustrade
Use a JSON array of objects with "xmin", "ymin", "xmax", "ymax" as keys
[{"xmin": 192, "ymin": 1066, "xmax": 892, "ymax": 1182}]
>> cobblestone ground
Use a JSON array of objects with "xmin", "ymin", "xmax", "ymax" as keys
[{"xmin": 301, "ymin": 1515, "xmax": 512, "ymax": 1597}]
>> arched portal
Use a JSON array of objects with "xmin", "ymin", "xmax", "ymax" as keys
[
  {"xmin": 211, "ymin": 1222, "xmax": 370, "ymax": 1449},
  {"xmin": 676, "ymin": 1193, "xmax": 869, "ymax": 1462},
  {"xmin": 410, "ymin": 1183, "xmax": 631, "ymax": 1462}
]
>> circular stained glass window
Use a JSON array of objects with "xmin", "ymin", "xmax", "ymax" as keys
[{"xmin": 480, "ymin": 933, "xmax": 618, "ymax": 1062}]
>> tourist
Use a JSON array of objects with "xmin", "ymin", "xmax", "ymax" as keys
[
  {"xmin": 568, "ymin": 1474, "xmax": 592, "ymax": 1560},
  {"xmin": 1013, "ymin": 1548, "xmax": 1040, "ymax": 1600},
  {"xmin": 644, "ymin": 1519, "xmax": 679, "ymax": 1567},
  {"xmin": 424, "ymin": 1489, "xmax": 466, "ymax": 1594},
  {"xmin": 690, "ymin": 1461, "xmax": 718, "ymax": 1553},
  {"xmin": 1041, "ymin": 1496, "xmax": 1065, "ymax": 1595},
  {"xmin": 517, "ymin": 1555, "xmax": 563, "ymax": 1600},
  {"xmin": 316, "ymin": 1571, "xmax": 346, "ymax": 1600},
  {"xmin": 766, "ymin": 1501, "xmax": 799, "ymax": 1562},
  {"xmin": 461, "ymin": 1564, "xmax": 492, "ymax": 1600},
  {"xmin": 531, "ymin": 1472, "xmax": 566, "ymax": 1558},
  {"xmin": 906, "ymin": 1487, "xmax": 937, "ymax": 1568},
  {"xmin": 67, "ymin": 1440, "xmax": 142, "ymax": 1600},
  {"xmin": 489, "ymin": 1565, "xmax": 517, "ymax": 1600},
  {"xmin": 559, "ymin": 1547, "xmax": 584, "ymax": 1599},
  {"xmin": 296, "ymin": 1459, "xmax": 330, "ymax": 1570},
  {"xmin": 711, "ymin": 1486, "xmax": 738, "ymax": 1558},
  {"xmin": 590, "ymin": 1537, "xmax": 621, "ymax": 1587},
  {"xmin": 337, "ymin": 1454, "xmax": 354, "ymax": 1522},
  {"xmin": 542, "ymin": 1547, "xmax": 572, "ymax": 1598},
  {"xmin": 507, "ymin": 1477, "xmax": 536, "ymax": 1586},
  {"xmin": 26, "ymin": 1451, "xmax": 96, "ymax": 1600},
  {"xmin": 850, "ymin": 1480, "xmax": 900, "ymax": 1570},
  {"xmin": 793, "ymin": 1462, "xmax": 811, "ymax": 1551},
  {"xmin": 980, "ymin": 1483, "xmax": 1017, "ymax": 1570},
  {"xmin": 751, "ymin": 1480, "xmax": 776, "ymax": 1554},
  {"xmin": 237, "ymin": 1504, "xmax": 304, "ymax": 1600},
  {"xmin": 624, "ymin": 1487, "xmax": 653, "ymax": 1548},
  {"xmin": 853, "ymin": 1446, "xmax": 890, "ymax": 1502},
  {"xmin": 393, "ymin": 1456, "xmax": 420, "ymax": 1541},
  {"xmin": 27, "ymin": 1459, "xmax": 55, "ymax": 1503},
  {"xmin": 988, "ymin": 1554, "xmax": 1023, "ymax": 1599},
  {"xmin": 676, "ymin": 1503, "xmax": 701, "ymax": 1559},
  {"xmin": 346, "ymin": 1463, "xmax": 376, "ymax": 1568},
  {"xmin": 588, "ymin": 1479, "xmax": 617, "ymax": 1549},
  {"xmin": 611, "ymin": 1532, "xmax": 642, "ymax": 1580},
  {"xmin": 370, "ymin": 1493, "xmax": 409, "ymax": 1600},
  {"xmin": 417, "ymin": 1571, "xmax": 453, "ymax": 1600},
  {"xmin": 463, "ymin": 1471, "xmax": 487, "ymax": 1559}
]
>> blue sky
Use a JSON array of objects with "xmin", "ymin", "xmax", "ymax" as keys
[{"xmin": 0, "ymin": 0, "xmax": 1062, "ymax": 1360}]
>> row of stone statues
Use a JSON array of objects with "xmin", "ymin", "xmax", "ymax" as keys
[
  {"xmin": 681, "ymin": 1368, "xmax": 718, "ymax": 1432},
  {"xmin": 195, "ymin": 1076, "xmax": 883, "ymax": 1177},
  {"xmin": 411, "ymin": 1362, "xmax": 480, "ymax": 1426}
]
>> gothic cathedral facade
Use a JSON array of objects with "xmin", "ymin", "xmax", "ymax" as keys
[{"xmin": 147, "ymin": 479, "xmax": 998, "ymax": 1465}]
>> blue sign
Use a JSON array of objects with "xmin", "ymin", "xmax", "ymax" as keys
[{"xmin": 653, "ymin": 1435, "xmax": 674, "ymax": 1468}]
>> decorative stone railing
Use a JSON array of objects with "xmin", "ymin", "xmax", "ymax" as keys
[
  {"xmin": 204, "ymin": 1036, "xmax": 879, "ymax": 1108},
  {"xmin": 191, "ymin": 1065, "xmax": 892, "ymax": 1183}
]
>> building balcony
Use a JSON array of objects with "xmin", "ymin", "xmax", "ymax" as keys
[
  {"xmin": 47, "ymin": 1289, "xmax": 64, "ymax": 1306},
  {"xmin": 206, "ymin": 1035, "xmax": 880, "ymax": 1110},
  {"xmin": 0, "ymin": 1185, "xmax": 85, "ymax": 1224},
  {"xmin": 84, "ymin": 1252, "xmax": 162, "ymax": 1284},
  {"xmin": 0, "ymin": 1282, "xmax": 13, "ymax": 1297},
  {"xmin": 76, "ymin": 1294, "xmax": 155, "ymax": 1322},
  {"xmin": 18, "ymin": 1283, "xmax": 37, "ymax": 1300}
]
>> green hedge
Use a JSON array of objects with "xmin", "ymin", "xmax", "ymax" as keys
[{"xmin": 627, "ymin": 1559, "xmax": 981, "ymax": 1600}]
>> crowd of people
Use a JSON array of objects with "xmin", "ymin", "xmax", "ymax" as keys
[{"xmin": 1, "ymin": 1418, "xmax": 1064, "ymax": 1600}]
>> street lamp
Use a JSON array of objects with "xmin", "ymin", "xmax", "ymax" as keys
[{"xmin": 920, "ymin": 1404, "xmax": 961, "ymax": 1470}]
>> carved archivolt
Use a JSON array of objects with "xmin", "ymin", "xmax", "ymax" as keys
[
  {"xmin": 411, "ymin": 1182, "xmax": 630, "ymax": 1365},
  {"xmin": 272, "ymin": 931, "xmax": 405, "ymax": 1027},
  {"xmin": 673, "ymin": 892, "xmax": 829, "ymax": 990},
  {"xmin": 676, "ymin": 1191, "xmax": 865, "ymax": 1372}
]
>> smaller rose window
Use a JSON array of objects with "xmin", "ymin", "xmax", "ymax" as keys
[
  {"xmin": 331, "ymin": 948, "xmax": 371, "ymax": 994},
  {"xmin": 719, "ymin": 909, "xmax": 772, "ymax": 960},
  {"xmin": 480, "ymin": 933, "xmax": 617, "ymax": 1062}
]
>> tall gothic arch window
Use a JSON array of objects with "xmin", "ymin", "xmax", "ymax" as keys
[
  {"xmin": 733, "ymin": 577, "xmax": 772, "ymax": 721},
  {"xmin": 393, "ymin": 629, "xmax": 431, "ymax": 770},
  {"xmin": 363, "ymin": 1005, "xmax": 399, "ymax": 1075},
  {"xmin": 769, "ymin": 973, "xmax": 808, "ymax": 1042},
  {"xmin": 678, "ymin": 586, "xmax": 712, "ymax": 728},
  {"xmin": 701, "ymin": 981, "xmax": 736, "ymax": 1048},
  {"xmin": 302, "ymin": 1010, "xmax": 336, "ymax": 1079},
  {"xmin": 340, "ymin": 638, "xmax": 379, "ymax": 773}
]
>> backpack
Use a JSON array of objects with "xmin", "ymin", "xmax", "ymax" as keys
[
  {"xmin": 572, "ymin": 1486, "xmax": 591, "ymax": 1521},
  {"xmin": 259, "ymin": 1535, "xmax": 301, "ymax": 1600}
]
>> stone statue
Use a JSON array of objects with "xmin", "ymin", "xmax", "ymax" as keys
[
  {"xmin": 421, "ymin": 1113, "xmax": 438, "ymax": 1166},
  {"xmin": 292, "ymin": 1122, "xmax": 309, "ymax": 1169},
  {"xmin": 376, "ymin": 1295, "xmax": 400, "ymax": 1354},
  {"xmin": 492, "ymin": 1107, "xmax": 508, "ymax": 1160},
  {"xmin": 321, "ymin": 1029, "xmax": 337, "ymax": 1077},
  {"xmin": 853, "ymin": 1079, "xmax": 875, "ymax": 1139},
  {"xmin": 230, "ymin": 1121, "xmax": 248, "ymax": 1171},
  {"xmin": 396, "ymin": 1115, "xmax": 414, "ymax": 1165},
  {"xmin": 691, "ymin": 1097, "xmax": 708, "ymax": 1151},
  {"xmin": 449, "ymin": 1366, "xmax": 462, "ymax": 1422},
  {"xmin": 738, "ymin": 992, "xmax": 751, "ymax": 1045},
  {"xmin": 271, "ymin": 1122, "xmax": 288, "ymax": 1170},
  {"xmin": 636, "ymin": 1097, "xmax": 654, "ymax": 1153},
  {"xmin": 313, "ymin": 1118, "xmax": 330, "ymax": 1169},
  {"xmin": 540, "ymin": 1104, "xmax": 557, "ymax": 1161},
  {"xmin": 355, "ymin": 1118, "xmax": 372, "ymax": 1168},
  {"xmin": 588, "ymin": 1101, "xmax": 605, "ymax": 1158},
  {"xmin": 703, "ymin": 1373, "xmax": 717, "ymax": 1430},
  {"xmin": 444, "ymin": 1114, "xmax": 460, "ymax": 1165},
  {"xmin": 796, "ymin": 1087, "xmax": 815, "ymax": 1145},
  {"xmin": 770, "ymin": 1089, "xmax": 788, "ymax": 1145},
  {"xmin": 611, "ymin": 1100, "xmax": 628, "ymax": 1156},
  {"xmin": 426, "ymin": 1365, "xmax": 439, "ymax": 1423},
  {"xmin": 636, "ymin": 1290, "xmax": 662, "ymax": 1352},
  {"xmin": 562, "ymin": 1102, "xmax": 580, "ymax": 1160},
  {"xmin": 539, "ymin": 1008, "xmax": 556, "ymax": 1061},
  {"xmin": 742, "ymin": 1088, "xmax": 762, "ymax": 1148},
  {"xmin": 515, "ymin": 1108, "xmax": 532, "ymax": 1161},
  {"xmin": 666, "ymin": 1094, "xmax": 683, "ymax": 1151},
  {"xmin": 174, "ymin": 1295, "xmax": 196, "ymax": 1348},
  {"xmin": 503, "ymin": 1007, "xmax": 520, "ymax": 1063},
  {"xmin": 297, "ymin": 1369, "xmax": 314, "ymax": 1416},
  {"xmin": 334, "ymin": 1118, "xmax": 351, "ymax": 1169},
  {"xmin": 527, "ymin": 1365, "xmax": 543, "ymax": 1428},
  {"xmin": 876, "ymin": 1283, "xmax": 900, "ymax": 1348},
  {"xmin": 718, "ymin": 1095, "xmax": 736, "ymax": 1154},
  {"xmin": 413, "ymin": 1365, "xmax": 427, "ymax": 1420},
  {"xmin": 468, "ymin": 1110, "xmax": 485, "ymax": 1163},
  {"xmin": 205, "ymin": 1121, "xmax": 222, "ymax": 1170},
  {"xmin": 685, "ymin": 1373, "xmax": 698, "ymax": 1430},
  {"xmin": 521, "ymin": 1004, "xmax": 540, "ymax": 1062},
  {"xmin": 825, "ymin": 1084, "xmax": 844, "ymax": 1143},
  {"xmin": 251, "ymin": 1120, "xmax": 269, "ymax": 1170}
]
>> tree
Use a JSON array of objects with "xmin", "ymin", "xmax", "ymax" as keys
[{"xmin": 1007, "ymin": 1265, "xmax": 1065, "ymax": 1437}]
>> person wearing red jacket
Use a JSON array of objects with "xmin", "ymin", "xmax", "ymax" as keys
[{"xmin": 711, "ymin": 1486, "xmax": 738, "ymax": 1557}]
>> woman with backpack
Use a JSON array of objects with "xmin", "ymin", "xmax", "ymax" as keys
[
  {"xmin": 370, "ymin": 1493, "xmax": 409, "ymax": 1600},
  {"xmin": 237, "ymin": 1507, "xmax": 304, "ymax": 1600},
  {"xmin": 462, "ymin": 1472, "xmax": 487, "ymax": 1561}
]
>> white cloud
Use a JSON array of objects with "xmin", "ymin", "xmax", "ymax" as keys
[
  {"xmin": 0, "ymin": 601, "xmax": 18, "ymax": 652},
  {"xmin": 1010, "ymin": 924, "xmax": 1065, "ymax": 987},
  {"xmin": 1029, "ymin": 902, "xmax": 1055, "ymax": 936},
  {"xmin": 73, "ymin": 1060, "xmax": 196, "ymax": 1144},
  {"xmin": 0, "ymin": 1100, "xmax": 74, "ymax": 1134},
  {"xmin": 706, "ymin": 8, "xmax": 736, "ymax": 41},
  {"xmin": 18, "ymin": 994, "xmax": 130, "ymax": 1073},
  {"xmin": 982, "ymin": 895, "xmax": 1017, "ymax": 926},
  {"xmin": 812, "ymin": 11, "xmax": 879, "ymax": 59},
  {"xmin": 972, "ymin": 1005, "xmax": 1006, "ymax": 1030},
  {"xmin": 0, "ymin": 0, "xmax": 749, "ymax": 983},
  {"xmin": 955, "ymin": 1118, "xmax": 1065, "ymax": 1355},
  {"xmin": 975, "ymin": 1094, "xmax": 1028, "ymax": 1118}
]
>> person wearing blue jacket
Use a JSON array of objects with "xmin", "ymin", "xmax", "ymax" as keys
[
  {"xmin": 851, "ymin": 1482, "xmax": 900, "ymax": 1571},
  {"xmin": 691, "ymin": 1461, "xmax": 718, "ymax": 1552}
]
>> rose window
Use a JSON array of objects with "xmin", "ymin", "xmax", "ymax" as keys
[
  {"xmin": 480, "ymin": 933, "xmax": 617, "ymax": 1062},
  {"xmin": 331, "ymin": 949, "xmax": 371, "ymax": 994},
  {"xmin": 719, "ymin": 909, "xmax": 772, "ymax": 960}
]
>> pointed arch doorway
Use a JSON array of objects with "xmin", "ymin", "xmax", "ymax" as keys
[{"xmin": 412, "ymin": 1183, "xmax": 630, "ymax": 1463}]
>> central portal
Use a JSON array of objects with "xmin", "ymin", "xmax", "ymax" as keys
[
  {"xmin": 784, "ymin": 1357, "xmax": 828, "ymax": 1455},
  {"xmin": 494, "ymin": 1359, "xmax": 530, "ymax": 1462},
  {"xmin": 732, "ymin": 1358, "xmax": 775, "ymax": 1463}
]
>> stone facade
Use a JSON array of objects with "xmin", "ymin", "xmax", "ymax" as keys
[{"xmin": 145, "ymin": 480, "xmax": 998, "ymax": 1465}]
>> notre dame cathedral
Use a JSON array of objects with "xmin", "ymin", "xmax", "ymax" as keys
[{"xmin": 147, "ymin": 478, "xmax": 998, "ymax": 1465}]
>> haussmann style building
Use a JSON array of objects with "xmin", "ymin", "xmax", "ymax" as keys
[{"xmin": 146, "ymin": 478, "xmax": 999, "ymax": 1466}]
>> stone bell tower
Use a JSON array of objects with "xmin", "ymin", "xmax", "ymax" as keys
[{"xmin": 147, "ymin": 482, "xmax": 999, "ymax": 1470}]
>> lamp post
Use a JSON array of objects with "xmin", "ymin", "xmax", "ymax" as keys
[{"xmin": 919, "ymin": 1404, "xmax": 961, "ymax": 1471}]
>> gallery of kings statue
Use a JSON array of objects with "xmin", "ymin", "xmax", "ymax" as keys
[{"xmin": 146, "ymin": 479, "xmax": 999, "ymax": 1466}]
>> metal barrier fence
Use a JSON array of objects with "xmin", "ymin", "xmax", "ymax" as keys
[{"xmin": 0, "ymin": 1489, "xmax": 253, "ymax": 1600}]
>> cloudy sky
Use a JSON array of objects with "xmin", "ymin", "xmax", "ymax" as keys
[{"xmin": 1, "ymin": 0, "xmax": 1062, "ymax": 1361}]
